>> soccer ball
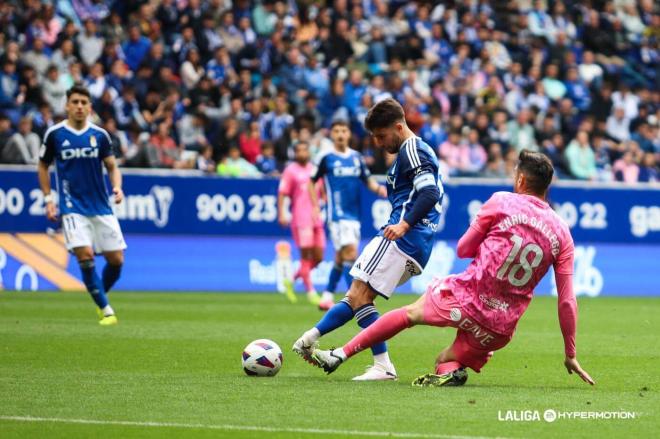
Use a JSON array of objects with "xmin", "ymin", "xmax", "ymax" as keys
[{"xmin": 242, "ymin": 339, "xmax": 283, "ymax": 377}]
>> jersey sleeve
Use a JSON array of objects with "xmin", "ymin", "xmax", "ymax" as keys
[
  {"xmin": 471, "ymin": 192, "xmax": 503, "ymax": 234},
  {"xmin": 278, "ymin": 168, "xmax": 292, "ymax": 195},
  {"xmin": 401, "ymin": 139, "xmax": 436, "ymax": 192},
  {"xmin": 359, "ymin": 154, "xmax": 371, "ymax": 182},
  {"xmin": 39, "ymin": 129, "xmax": 56, "ymax": 164},
  {"xmin": 98, "ymin": 130, "xmax": 113, "ymax": 160},
  {"xmin": 554, "ymin": 229, "xmax": 575, "ymax": 274},
  {"xmin": 311, "ymin": 154, "xmax": 327, "ymax": 182}
]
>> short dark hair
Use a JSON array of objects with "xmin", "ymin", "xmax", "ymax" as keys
[
  {"xmin": 517, "ymin": 150, "xmax": 554, "ymax": 195},
  {"xmin": 330, "ymin": 119, "xmax": 350, "ymax": 129},
  {"xmin": 66, "ymin": 83, "xmax": 91, "ymax": 101},
  {"xmin": 364, "ymin": 98, "xmax": 405, "ymax": 131}
]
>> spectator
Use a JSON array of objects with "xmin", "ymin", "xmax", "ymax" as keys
[
  {"xmin": 51, "ymin": 39, "xmax": 77, "ymax": 75},
  {"xmin": 438, "ymin": 130, "xmax": 463, "ymax": 176},
  {"xmin": 565, "ymin": 131, "xmax": 597, "ymax": 180},
  {"xmin": 217, "ymin": 145, "xmax": 260, "ymax": 177},
  {"xmin": 149, "ymin": 121, "xmax": 181, "ymax": 168},
  {"xmin": 0, "ymin": 60, "xmax": 19, "ymax": 117},
  {"xmin": 1, "ymin": 116, "xmax": 39, "ymax": 164},
  {"xmin": 178, "ymin": 111, "xmax": 210, "ymax": 153},
  {"xmin": 612, "ymin": 150, "xmax": 640, "ymax": 183},
  {"xmin": 113, "ymin": 86, "xmax": 145, "ymax": 130},
  {"xmin": 22, "ymin": 38, "xmax": 50, "ymax": 79},
  {"xmin": 77, "ymin": 19, "xmax": 104, "ymax": 67},
  {"xmin": 196, "ymin": 144, "xmax": 216, "ymax": 173},
  {"xmin": 122, "ymin": 25, "xmax": 152, "ymax": 72},
  {"xmin": 180, "ymin": 49, "xmax": 204, "ymax": 90},
  {"xmin": 507, "ymin": 109, "xmax": 538, "ymax": 152},
  {"xmin": 483, "ymin": 142, "xmax": 508, "ymax": 178},
  {"xmin": 578, "ymin": 51, "xmax": 603, "ymax": 88},
  {"xmin": 606, "ymin": 107, "xmax": 631, "ymax": 142},
  {"xmin": 239, "ymin": 120, "xmax": 262, "ymax": 164},
  {"xmin": 564, "ymin": 67, "xmax": 591, "ymax": 112},
  {"xmin": 457, "ymin": 129, "xmax": 488, "ymax": 175},
  {"xmin": 255, "ymin": 142, "xmax": 278, "ymax": 176},
  {"xmin": 638, "ymin": 152, "xmax": 659, "ymax": 183},
  {"xmin": 41, "ymin": 65, "xmax": 68, "ymax": 116}
]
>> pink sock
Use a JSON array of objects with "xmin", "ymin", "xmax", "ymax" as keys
[
  {"xmin": 342, "ymin": 307, "xmax": 411, "ymax": 358},
  {"xmin": 300, "ymin": 259, "xmax": 314, "ymax": 292},
  {"xmin": 436, "ymin": 361, "xmax": 462, "ymax": 375}
]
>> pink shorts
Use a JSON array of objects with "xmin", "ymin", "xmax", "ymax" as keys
[
  {"xmin": 292, "ymin": 225, "xmax": 326, "ymax": 249},
  {"xmin": 423, "ymin": 280, "xmax": 512, "ymax": 373}
]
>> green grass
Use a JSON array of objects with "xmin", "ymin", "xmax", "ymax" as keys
[{"xmin": 0, "ymin": 291, "xmax": 658, "ymax": 439}]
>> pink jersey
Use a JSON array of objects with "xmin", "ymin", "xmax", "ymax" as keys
[
  {"xmin": 278, "ymin": 162, "xmax": 323, "ymax": 228},
  {"xmin": 445, "ymin": 191, "xmax": 574, "ymax": 336}
]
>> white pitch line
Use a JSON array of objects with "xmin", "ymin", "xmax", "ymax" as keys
[{"xmin": 0, "ymin": 415, "xmax": 512, "ymax": 439}]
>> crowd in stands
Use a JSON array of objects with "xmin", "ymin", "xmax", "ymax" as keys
[{"xmin": 0, "ymin": 0, "xmax": 658, "ymax": 183}]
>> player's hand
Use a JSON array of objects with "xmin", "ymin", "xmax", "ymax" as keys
[
  {"xmin": 112, "ymin": 187, "xmax": 124, "ymax": 204},
  {"xmin": 383, "ymin": 221, "xmax": 410, "ymax": 240},
  {"xmin": 564, "ymin": 356, "xmax": 595, "ymax": 385},
  {"xmin": 377, "ymin": 185, "xmax": 387, "ymax": 198},
  {"xmin": 45, "ymin": 202, "xmax": 58, "ymax": 222},
  {"xmin": 278, "ymin": 214, "xmax": 289, "ymax": 228},
  {"xmin": 312, "ymin": 206, "xmax": 321, "ymax": 223}
]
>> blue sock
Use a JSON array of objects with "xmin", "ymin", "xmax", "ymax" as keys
[
  {"xmin": 102, "ymin": 263, "xmax": 122, "ymax": 292},
  {"xmin": 325, "ymin": 263, "xmax": 342, "ymax": 293},
  {"xmin": 315, "ymin": 298, "xmax": 354, "ymax": 335},
  {"xmin": 79, "ymin": 260, "xmax": 109, "ymax": 309},
  {"xmin": 342, "ymin": 261, "xmax": 354, "ymax": 288},
  {"xmin": 355, "ymin": 303, "xmax": 387, "ymax": 355}
]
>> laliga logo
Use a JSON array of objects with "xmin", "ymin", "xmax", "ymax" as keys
[{"xmin": 113, "ymin": 185, "xmax": 173, "ymax": 228}]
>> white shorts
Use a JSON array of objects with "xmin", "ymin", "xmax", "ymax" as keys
[
  {"xmin": 62, "ymin": 213, "xmax": 127, "ymax": 253},
  {"xmin": 350, "ymin": 236, "xmax": 422, "ymax": 299},
  {"xmin": 329, "ymin": 220, "xmax": 361, "ymax": 250}
]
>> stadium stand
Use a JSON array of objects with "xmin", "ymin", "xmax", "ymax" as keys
[{"xmin": 0, "ymin": 0, "xmax": 658, "ymax": 183}]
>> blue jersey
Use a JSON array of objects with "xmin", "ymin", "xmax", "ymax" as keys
[
  {"xmin": 382, "ymin": 137, "xmax": 443, "ymax": 267},
  {"xmin": 39, "ymin": 121, "xmax": 114, "ymax": 216},
  {"xmin": 312, "ymin": 148, "xmax": 370, "ymax": 222}
]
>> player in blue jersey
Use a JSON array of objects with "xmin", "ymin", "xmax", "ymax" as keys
[
  {"xmin": 294, "ymin": 99, "xmax": 444, "ymax": 380},
  {"xmin": 37, "ymin": 84, "xmax": 126, "ymax": 325},
  {"xmin": 311, "ymin": 120, "xmax": 387, "ymax": 311}
]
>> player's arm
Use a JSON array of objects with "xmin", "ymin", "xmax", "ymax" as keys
[
  {"xmin": 103, "ymin": 155, "xmax": 124, "ymax": 204},
  {"xmin": 456, "ymin": 226, "xmax": 486, "ymax": 259},
  {"xmin": 359, "ymin": 155, "xmax": 387, "ymax": 198},
  {"xmin": 277, "ymin": 193, "xmax": 289, "ymax": 227},
  {"xmin": 38, "ymin": 130, "xmax": 57, "ymax": 221},
  {"xmin": 384, "ymin": 146, "xmax": 440, "ymax": 240},
  {"xmin": 554, "ymin": 243, "xmax": 595, "ymax": 385},
  {"xmin": 307, "ymin": 181, "xmax": 321, "ymax": 223},
  {"xmin": 456, "ymin": 193, "xmax": 502, "ymax": 258},
  {"xmin": 366, "ymin": 177, "xmax": 387, "ymax": 198},
  {"xmin": 37, "ymin": 160, "xmax": 57, "ymax": 222}
]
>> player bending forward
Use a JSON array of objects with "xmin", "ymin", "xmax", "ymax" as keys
[
  {"xmin": 278, "ymin": 141, "xmax": 326, "ymax": 304},
  {"xmin": 312, "ymin": 150, "xmax": 595, "ymax": 387},
  {"xmin": 38, "ymin": 84, "xmax": 126, "ymax": 325},
  {"xmin": 294, "ymin": 98, "xmax": 444, "ymax": 380}
]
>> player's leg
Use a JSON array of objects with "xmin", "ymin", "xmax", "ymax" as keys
[
  {"xmin": 312, "ymin": 294, "xmax": 426, "ymax": 374},
  {"xmin": 298, "ymin": 247, "xmax": 320, "ymax": 305},
  {"xmin": 93, "ymin": 214, "xmax": 127, "ymax": 324},
  {"xmin": 62, "ymin": 213, "xmax": 114, "ymax": 323},
  {"xmin": 340, "ymin": 243, "xmax": 357, "ymax": 289},
  {"xmin": 319, "ymin": 222, "xmax": 343, "ymax": 310},
  {"xmin": 102, "ymin": 250, "xmax": 124, "ymax": 293}
]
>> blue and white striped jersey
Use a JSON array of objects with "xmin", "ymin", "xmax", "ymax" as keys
[{"xmin": 381, "ymin": 136, "xmax": 444, "ymax": 267}]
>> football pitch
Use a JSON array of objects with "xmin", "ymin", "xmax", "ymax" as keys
[{"xmin": 0, "ymin": 291, "xmax": 658, "ymax": 439}]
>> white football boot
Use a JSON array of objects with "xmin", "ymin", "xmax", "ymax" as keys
[{"xmin": 352, "ymin": 363, "xmax": 398, "ymax": 381}]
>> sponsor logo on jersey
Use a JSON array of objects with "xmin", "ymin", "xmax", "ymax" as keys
[
  {"xmin": 479, "ymin": 294, "xmax": 510, "ymax": 312},
  {"xmin": 61, "ymin": 147, "xmax": 99, "ymax": 160}
]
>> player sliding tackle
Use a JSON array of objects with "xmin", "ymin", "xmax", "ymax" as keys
[
  {"xmin": 312, "ymin": 150, "xmax": 595, "ymax": 387},
  {"xmin": 294, "ymin": 98, "xmax": 444, "ymax": 381}
]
